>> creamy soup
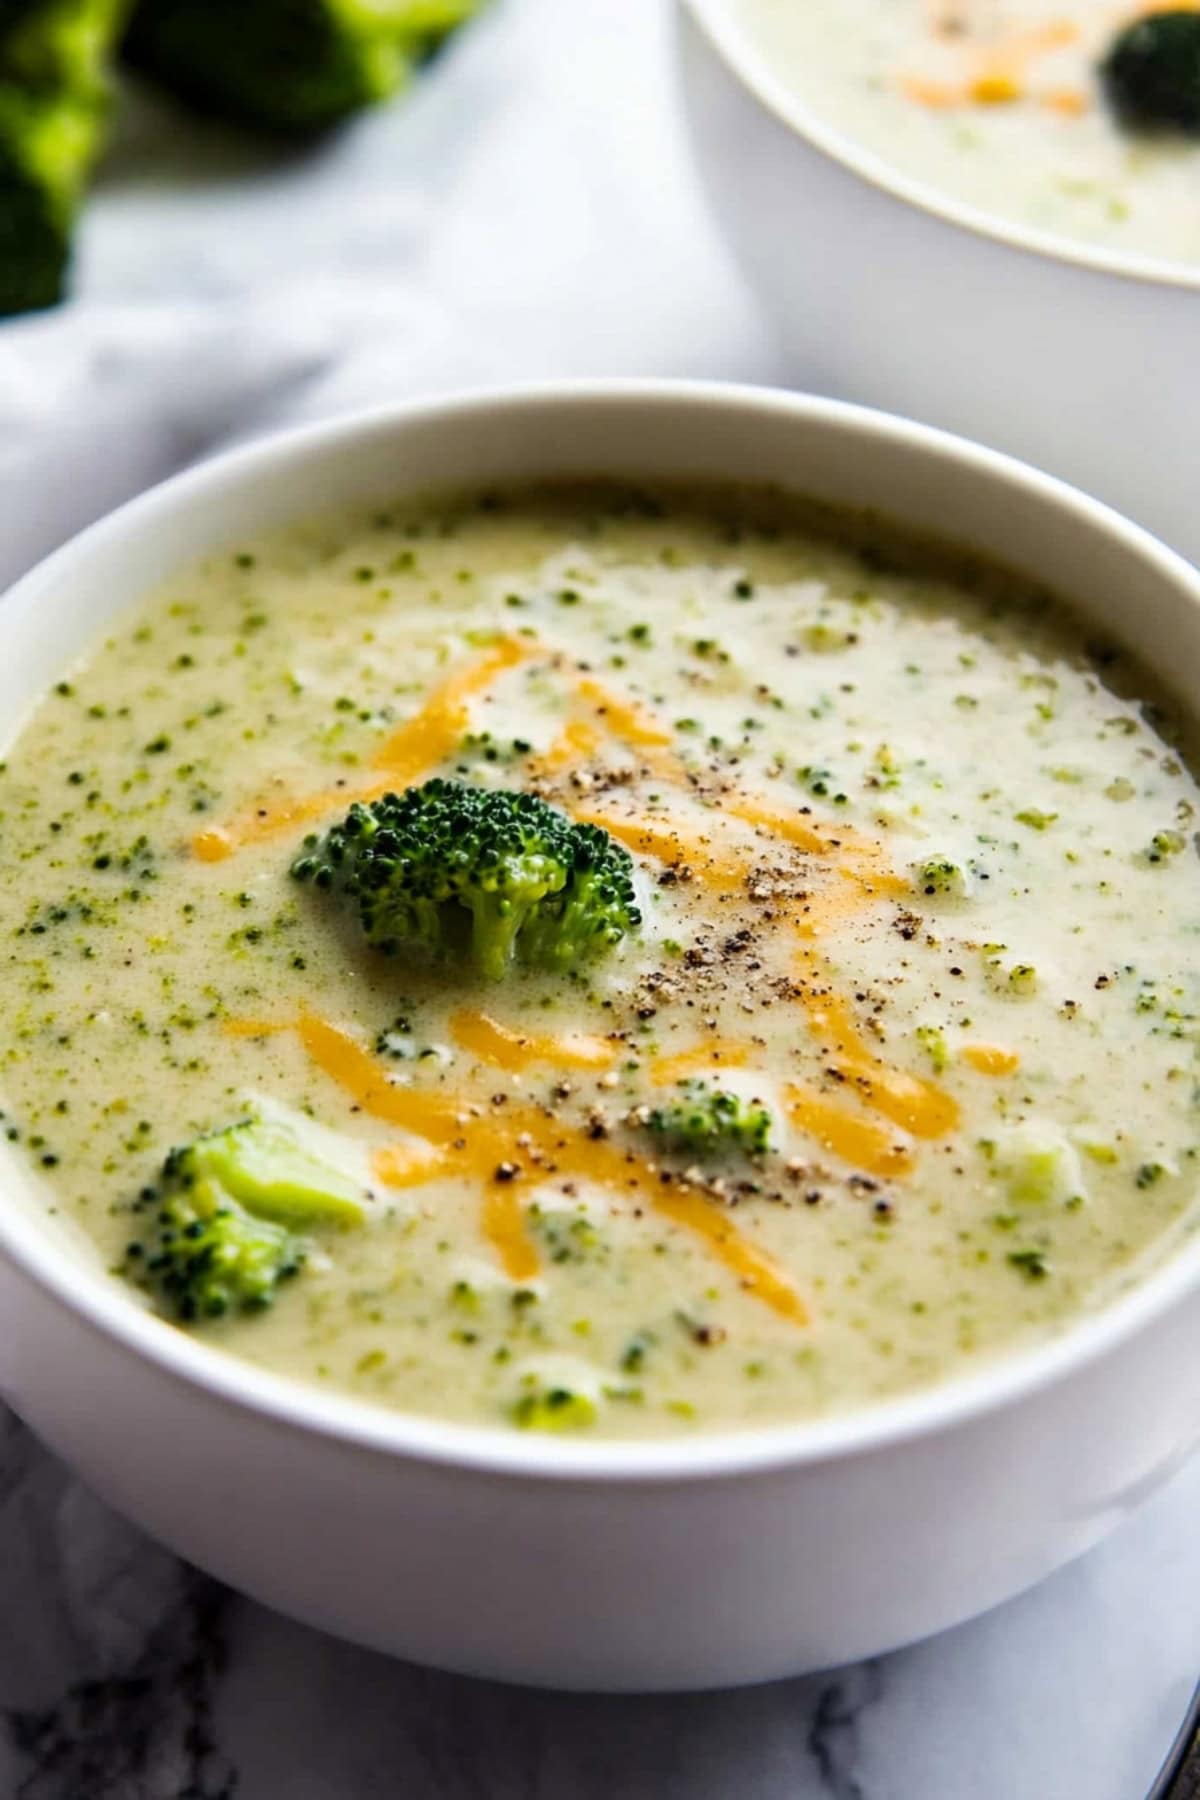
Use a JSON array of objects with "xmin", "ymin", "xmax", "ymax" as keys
[
  {"xmin": 1, "ymin": 483, "xmax": 1198, "ymax": 1438},
  {"xmin": 737, "ymin": 1, "xmax": 1200, "ymax": 261}
]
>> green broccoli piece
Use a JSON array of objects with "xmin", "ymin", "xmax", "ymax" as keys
[
  {"xmin": 125, "ymin": 1097, "xmax": 373, "ymax": 1321},
  {"xmin": 644, "ymin": 1081, "xmax": 774, "ymax": 1159},
  {"xmin": 122, "ymin": 0, "xmax": 479, "ymax": 136},
  {"xmin": 0, "ymin": 86, "xmax": 97, "ymax": 311},
  {"xmin": 292, "ymin": 778, "xmax": 642, "ymax": 981},
  {"xmin": 511, "ymin": 1385, "xmax": 598, "ymax": 1432},
  {"xmin": 912, "ymin": 855, "xmax": 971, "ymax": 901},
  {"xmin": 1144, "ymin": 828, "xmax": 1187, "ymax": 864},
  {"xmin": 1, "ymin": 0, "xmax": 128, "ymax": 87},
  {"xmin": 0, "ymin": 0, "xmax": 129, "ymax": 315},
  {"xmin": 131, "ymin": 1190, "xmax": 307, "ymax": 1322},
  {"xmin": 1103, "ymin": 11, "xmax": 1200, "ymax": 134}
]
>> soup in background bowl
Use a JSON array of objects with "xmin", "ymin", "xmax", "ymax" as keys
[
  {"xmin": 739, "ymin": 2, "xmax": 1200, "ymax": 264},
  {"xmin": 1, "ymin": 385, "xmax": 1199, "ymax": 1689},
  {"xmin": 677, "ymin": 3, "xmax": 1200, "ymax": 566}
]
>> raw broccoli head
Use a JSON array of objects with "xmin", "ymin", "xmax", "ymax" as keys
[
  {"xmin": 1103, "ymin": 11, "xmax": 1200, "ymax": 134},
  {"xmin": 122, "ymin": 0, "xmax": 478, "ymax": 135},
  {"xmin": 1, "ymin": 0, "xmax": 130, "ymax": 90},
  {"xmin": 0, "ymin": 0, "xmax": 128, "ymax": 315},
  {"xmin": 0, "ymin": 85, "xmax": 103, "ymax": 312},
  {"xmin": 292, "ymin": 779, "xmax": 642, "ymax": 981},
  {"xmin": 125, "ymin": 1099, "xmax": 374, "ymax": 1321},
  {"xmin": 644, "ymin": 1082, "xmax": 774, "ymax": 1160}
]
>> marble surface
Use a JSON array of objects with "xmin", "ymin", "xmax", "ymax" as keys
[{"xmin": 0, "ymin": 1, "xmax": 1197, "ymax": 1793}]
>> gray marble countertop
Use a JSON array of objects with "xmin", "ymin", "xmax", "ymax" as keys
[
  {"xmin": 0, "ymin": 1409, "xmax": 1197, "ymax": 1798},
  {"xmin": 0, "ymin": 1, "xmax": 1196, "ymax": 1792}
]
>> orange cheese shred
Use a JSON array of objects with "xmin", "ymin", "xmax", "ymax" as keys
[
  {"xmin": 192, "ymin": 636, "xmax": 530, "ymax": 863},
  {"xmin": 450, "ymin": 1009, "xmax": 616, "ymax": 1073},
  {"xmin": 652, "ymin": 1184, "xmax": 809, "ymax": 1325},
  {"xmin": 372, "ymin": 1141, "xmax": 450, "ymax": 1189},
  {"xmin": 796, "ymin": 958, "xmax": 960, "ymax": 1140},
  {"xmin": 1041, "ymin": 86, "xmax": 1088, "ymax": 115},
  {"xmin": 371, "ymin": 635, "xmax": 530, "ymax": 786},
  {"xmin": 538, "ymin": 1125, "xmax": 809, "ymax": 1325},
  {"xmin": 222, "ymin": 1017, "xmax": 289, "ymax": 1038},
  {"xmin": 650, "ymin": 1042, "xmax": 751, "ymax": 1085},
  {"xmin": 575, "ymin": 678, "xmax": 675, "ymax": 748},
  {"xmin": 295, "ymin": 1015, "xmax": 465, "ymax": 1145},
  {"xmin": 961, "ymin": 1043, "xmax": 1020, "ymax": 1077},
  {"xmin": 532, "ymin": 717, "xmax": 604, "ymax": 775},
  {"xmin": 480, "ymin": 1172, "xmax": 543, "ymax": 1283},
  {"xmin": 227, "ymin": 1015, "xmax": 808, "ymax": 1323},
  {"xmin": 572, "ymin": 807, "xmax": 744, "ymax": 891},
  {"xmin": 900, "ymin": 19, "xmax": 1081, "ymax": 110},
  {"xmin": 787, "ymin": 1085, "xmax": 915, "ymax": 1180},
  {"xmin": 722, "ymin": 794, "xmax": 837, "ymax": 857}
]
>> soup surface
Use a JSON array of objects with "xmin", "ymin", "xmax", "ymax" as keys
[
  {"xmin": 737, "ymin": 1, "xmax": 1200, "ymax": 262},
  {"xmin": 2, "ymin": 483, "xmax": 1198, "ymax": 1437}
]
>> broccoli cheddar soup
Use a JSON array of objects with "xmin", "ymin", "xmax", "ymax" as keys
[
  {"xmin": 738, "ymin": 2, "xmax": 1200, "ymax": 262},
  {"xmin": 3, "ymin": 483, "xmax": 1199, "ymax": 1438}
]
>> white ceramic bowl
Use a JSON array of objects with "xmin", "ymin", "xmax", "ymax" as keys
[
  {"xmin": 1, "ymin": 383, "xmax": 1200, "ymax": 1693},
  {"xmin": 677, "ymin": 2, "xmax": 1200, "ymax": 567}
]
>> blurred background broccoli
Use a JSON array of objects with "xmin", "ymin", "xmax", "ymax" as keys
[
  {"xmin": 0, "ymin": 0, "xmax": 129, "ymax": 314},
  {"xmin": 123, "ymin": 0, "xmax": 478, "ymax": 135},
  {"xmin": 0, "ymin": 0, "xmax": 481, "ymax": 316}
]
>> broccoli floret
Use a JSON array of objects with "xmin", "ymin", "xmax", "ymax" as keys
[
  {"xmin": 0, "ymin": 86, "xmax": 96, "ymax": 311},
  {"xmin": 132, "ymin": 1190, "xmax": 307, "ymax": 1322},
  {"xmin": 1, "ymin": 0, "xmax": 128, "ymax": 88},
  {"xmin": 122, "ymin": 0, "xmax": 478, "ymax": 135},
  {"xmin": 1103, "ymin": 11, "xmax": 1200, "ymax": 134},
  {"xmin": 125, "ymin": 1097, "xmax": 373, "ymax": 1321},
  {"xmin": 643, "ymin": 1082, "xmax": 774, "ymax": 1159},
  {"xmin": 0, "ymin": 0, "xmax": 128, "ymax": 315},
  {"xmin": 292, "ymin": 779, "xmax": 641, "ymax": 981}
]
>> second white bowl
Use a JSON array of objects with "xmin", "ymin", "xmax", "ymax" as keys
[{"xmin": 677, "ymin": 0, "xmax": 1199, "ymax": 567}]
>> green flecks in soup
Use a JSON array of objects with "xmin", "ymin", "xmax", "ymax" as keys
[{"xmin": 1, "ymin": 481, "xmax": 1197, "ymax": 1438}]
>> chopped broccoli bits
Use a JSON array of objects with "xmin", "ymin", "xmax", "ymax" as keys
[
  {"xmin": 913, "ymin": 855, "xmax": 971, "ymax": 901},
  {"xmin": 292, "ymin": 779, "xmax": 641, "ymax": 980},
  {"xmin": 122, "ymin": 0, "xmax": 479, "ymax": 134},
  {"xmin": 511, "ymin": 1385, "xmax": 598, "ymax": 1432}
]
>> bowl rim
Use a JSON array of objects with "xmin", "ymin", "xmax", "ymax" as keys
[
  {"xmin": 4, "ymin": 376, "xmax": 1200, "ymax": 1485},
  {"xmin": 680, "ymin": 0, "xmax": 1200, "ymax": 295}
]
